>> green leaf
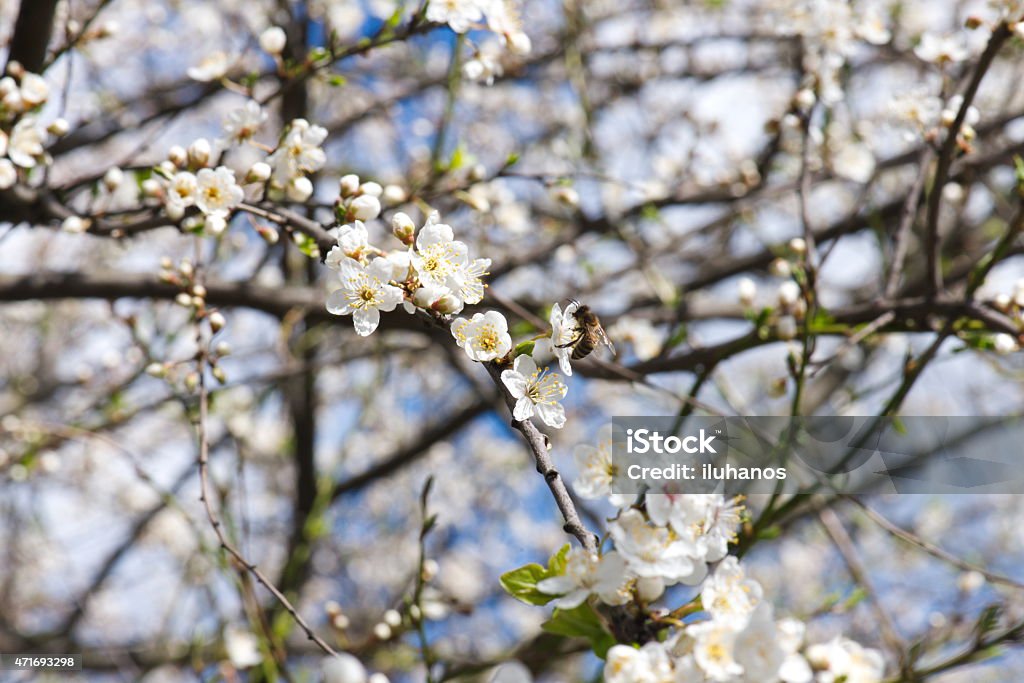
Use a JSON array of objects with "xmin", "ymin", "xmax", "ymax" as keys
[
  {"xmin": 500, "ymin": 545, "xmax": 571, "ymax": 606},
  {"xmin": 541, "ymin": 603, "xmax": 617, "ymax": 659},
  {"xmin": 499, "ymin": 563, "xmax": 554, "ymax": 605},
  {"xmin": 292, "ymin": 233, "xmax": 321, "ymax": 260},
  {"xmin": 547, "ymin": 544, "xmax": 570, "ymax": 575},
  {"xmin": 512, "ymin": 340, "xmax": 536, "ymax": 358},
  {"xmin": 327, "ymin": 74, "xmax": 347, "ymax": 87}
]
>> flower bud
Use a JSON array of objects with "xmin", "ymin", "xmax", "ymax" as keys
[
  {"xmin": 205, "ymin": 214, "xmax": 227, "ymax": 235},
  {"xmin": 145, "ymin": 362, "xmax": 167, "ymax": 378},
  {"xmin": 468, "ymin": 163, "xmax": 487, "ymax": 182},
  {"xmin": 391, "ymin": 212, "xmax": 416, "ymax": 245},
  {"xmin": 187, "ymin": 138, "xmax": 211, "ymax": 167},
  {"xmin": 552, "ymin": 186, "xmax": 580, "ymax": 207},
  {"xmin": 6, "ymin": 61, "xmax": 24, "ymax": 79},
  {"xmin": 191, "ymin": 284, "xmax": 207, "ymax": 299},
  {"xmin": 349, "ymin": 194, "xmax": 381, "ymax": 221},
  {"xmin": 215, "ymin": 341, "xmax": 232, "ymax": 356},
  {"xmin": 359, "ymin": 181, "xmax": 383, "ymax": 197},
  {"xmin": 636, "ymin": 576, "xmax": 665, "ymax": 602},
  {"xmin": 259, "ymin": 26, "xmax": 287, "ymax": 55},
  {"xmin": 769, "ymin": 257, "xmax": 791, "ymax": 278},
  {"xmin": 212, "ymin": 365, "xmax": 227, "ymax": 384},
  {"xmin": 382, "ymin": 184, "xmax": 407, "ymax": 204},
  {"xmin": 372, "ymin": 622, "xmax": 392, "ymax": 640},
  {"xmin": 175, "ymin": 292, "xmax": 192, "ymax": 307},
  {"xmin": 61, "ymin": 215, "xmax": 89, "ymax": 233},
  {"xmin": 339, "ymin": 173, "xmax": 360, "ymax": 197},
  {"xmin": 994, "ymin": 333, "xmax": 1018, "ymax": 355},
  {"xmin": 184, "ymin": 372, "xmax": 199, "ymax": 392},
  {"xmin": 321, "ymin": 654, "xmax": 366, "ymax": 683},
  {"xmin": 257, "ymin": 224, "xmax": 279, "ymax": 244},
  {"xmin": 788, "ymin": 237, "xmax": 807, "ymax": 255},
  {"xmin": 383, "ymin": 609, "xmax": 401, "ymax": 628},
  {"xmin": 246, "ymin": 161, "xmax": 272, "ymax": 183},
  {"xmin": 47, "ymin": 118, "xmax": 69, "ymax": 136},
  {"xmin": 778, "ymin": 281, "xmax": 801, "ymax": 307},
  {"xmin": 103, "ymin": 166, "xmax": 125, "ymax": 192},
  {"xmin": 737, "ymin": 277, "xmax": 757, "ymax": 306},
  {"xmin": 168, "ymin": 145, "xmax": 187, "ymax": 167},
  {"xmin": 141, "ymin": 178, "xmax": 162, "ymax": 197},
  {"xmin": 287, "ymin": 176, "xmax": 314, "ymax": 202},
  {"xmin": 209, "ymin": 310, "xmax": 226, "ymax": 332}
]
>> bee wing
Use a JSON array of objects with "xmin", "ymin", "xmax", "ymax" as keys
[{"xmin": 595, "ymin": 324, "xmax": 616, "ymax": 357}]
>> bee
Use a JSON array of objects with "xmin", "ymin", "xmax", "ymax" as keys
[{"xmin": 556, "ymin": 299, "xmax": 615, "ymax": 360}]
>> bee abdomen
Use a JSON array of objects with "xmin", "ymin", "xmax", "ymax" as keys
[{"xmin": 571, "ymin": 340, "xmax": 595, "ymax": 359}]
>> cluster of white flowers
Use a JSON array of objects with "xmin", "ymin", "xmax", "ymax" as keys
[
  {"xmin": 890, "ymin": 90, "xmax": 981, "ymax": 147},
  {"xmin": 427, "ymin": 0, "xmax": 531, "ymax": 55},
  {"xmin": 149, "ymin": 147, "xmax": 245, "ymax": 234},
  {"xmin": 988, "ymin": 279, "xmax": 1024, "ymax": 354},
  {"xmin": 0, "ymin": 63, "xmax": 65, "ymax": 190},
  {"xmin": 503, "ymin": 422, "xmax": 886, "ymax": 683},
  {"xmin": 323, "ymin": 210, "xmax": 491, "ymax": 337},
  {"xmin": 768, "ymin": 0, "xmax": 890, "ymax": 106}
]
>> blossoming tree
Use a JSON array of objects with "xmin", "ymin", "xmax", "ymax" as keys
[{"xmin": 3, "ymin": 0, "xmax": 1024, "ymax": 681}]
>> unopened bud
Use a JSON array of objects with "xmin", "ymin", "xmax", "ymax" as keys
[
  {"xmin": 168, "ymin": 145, "xmax": 187, "ymax": 167},
  {"xmin": 145, "ymin": 362, "xmax": 167, "ymax": 378},
  {"xmin": 191, "ymin": 284, "xmax": 207, "ymax": 299},
  {"xmin": 259, "ymin": 26, "xmax": 287, "ymax": 55},
  {"xmin": 287, "ymin": 176, "xmax": 314, "ymax": 202},
  {"xmin": 141, "ymin": 178, "xmax": 162, "ymax": 197},
  {"xmin": 103, "ymin": 167, "xmax": 125, "ymax": 192},
  {"xmin": 339, "ymin": 174, "xmax": 360, "ymax": 197},
  {"xmin": 552, "ymin": 186, "xmax": 580, "ymax": 207},
  {"xmin": 184, "ymin": 372, "xmax": 199, "ymax": 392},
  {"xmin": 47, "ymin": 118, "xmax": 69, "ymax": 136},
  {"xmin": 187, "ymin": 138, "xmax": 211, "ymax": 167},
  {"xmin": 372, "ymin": 623, "xmax": 392, "ymax": 641},
  {"xmin": 215, "ymin": 340, "xmax": 232, "ymax": 356},
  {"xmin": 468, "ymin": 164, "xmax": 487, "ymax": 182},
  {"xmin": 257, "ymin": 224, "xmax": 279, "ymax": 244},
  {"xmin": 392, "ymin": 212, "xmax": 416, "ymax": 244},
  {"xmin": 382, "ymin": 184, "xmax": 407, "ymax": 204},
  {"xmin": 212, "ymin": 365, "xmax": 227, "ymax": 384},
  {"xmin": 788, "ymin": 237, "xmax": 807, "ymax": 256},
  {"xmin": 383, "ymin": 609, "xmax": 401, "ymax": 628},
  {"xmin": 246, "ymin": 161, "xmax": 271, "ymax": 183},
  {"xmin": 349, "ymin": 194, "xmax": 381, "ymax": 221},
  {"xmin": 61, "ymin": 215, "xmax": 90, "ymax": 233},
  {"xmin": 359, "ymin": 181, "xmax": 383, "ymax": 197},
  {"xmin": 769, "ymin": 257, "xmax": 791, "ymax": 278},
  {"xmin": 209, "ymin": 310, "xmax": 226, "ymax": 332},
  {"xmin": 175, "ymin": 292, "xmax": 192, "ymax": 307}
]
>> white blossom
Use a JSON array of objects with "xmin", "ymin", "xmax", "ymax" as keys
[
  {"xmin": 223, "ymin": 625, "xmax": 262, "ymax": 669},
  {"xmin": 326, "ymin": 257, "xmax": 405, "ymax": 336},
  {"xmin": 536, "ymin": 549, "xmax": 630, "ymax": 608},
  {"xmin": 572, "ymin": 424, "xmax": 635, "ymax": 508},
  {"xmin": 426, "ymin": 0, "xmax": 484, "ymax": 33},
  {"xmin": 326, "ymin": 221, "xmax": 373, "ymax": 267},
  {"xmin": 500, "ymin": 354, "xmax": 568, "ymax": 428},
  {"xmin": 609, "ymin": 509, "xmax": 705, "ymax": 585},
  {"xmin": 8, "ymin": 116, "xmax": 45, "ymax": 168},
  {"xmin": 701, "ymin": 556, "xmax": 763, "ymax": 628},
  {"xmin": 223, "ymin": 100, "xmax": 266, "ymax": 143},
  {"xmin": 187, "ymin": 51, "xmax": 230, "ymax": 81},
  {"xmin": 451, "ymin": 310, "xmax": 512, "ymax": 361},
  {"xmin": 549, "ymin": 300, "xmax": 579, "ymax": 376},
  {"xmin": 195, "ymin": 166, "xmax": 244, "ymax": 217}
]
